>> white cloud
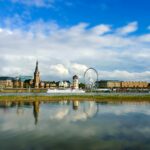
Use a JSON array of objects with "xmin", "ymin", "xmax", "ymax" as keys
[
  {"xmin": 49, "ymin": 108, "xmax": 69, "ymax": 120},
  {"xmin": 98, "ymin": 104, "xmax": 150, "ymax": 116},
  {"xmin": 11, "ymin": 0, "xmax": 54, "ymax": 7},
  {"xmin": 90, "ymin": 24, "xmax": 111, "ymax": 35},
  {"xmin": 50, "ymin": 64, "xmax": 69, "ymax": 76},
  {"xmin": 116, "ymin": 22, "xmax": 138, "ymax": 35},
  {"xmin": 0, "ymin": 20, "xmax": 150, "ymax": 81},
  {"xmin": 47, "ymin": 102, "xmax": 98, "ymax": 122},
  {"xmin": 70, "ymin": 63, "xmax": 88, "ymax": 78},
  {"xmin": 48, "ymin": 63, "xmax": 88, "ymax": 80},
  {"xmin": 138, "ymin": 34, "xmax": 150, "ymax": 42},
  {"xmin": 44, "ymin": 102, "xmax": 150, "ymax": 122},
  {"xmin": 99, "ymin": 70, "xmax": 150, "ymax": 81}
]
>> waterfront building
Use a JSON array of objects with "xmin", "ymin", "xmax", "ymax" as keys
[
  {"xmin": 19, "ymin": 76, "xmax": 33, "ymax": 88},
  {"xmin": 34, "ymin": 61, "xmax": 40, "ymax": 88},
  {"xmin": 45, "ymin": 83, "xmax": 50, "ymax": 89},
  {"xmin": 97, "ymin": 80, "xmax": 121, "ymax": 89},
  {"xmin": 24, "ymin": 79, "xmax": 34, "ymax": 88},
  {"xmin": 0, "ymin": 61, "xmax": 149, "ymax": 90},
  {"xmin": 96, "ymin": 80, "xmax": 149, "ymax": 89},
  {"xmin": 13, "ymin": 76, "xmax": 33, "ymax": 88},
  {"xmin": 13, "ymin": 77, "xmax": 19, "ymax": 88},
  {"xmin": 40, "ymin": 82, "xmax": 45, "ymax": 88},
  {"xmin": 0, "ymin": 77, "xmax": 14, "ymax": 88},
  {"xmin": 58, "ymin": 80, "xmax": 70, "ymax": 88},
  {"xmin": 49, "ymin": 82, "xmax": 57, "ymax": 88},
  {"xmin": 121, "ymin": 81, "xmax": 149, "ymax": 88},
  {"xmin": 72, "ymin": 75, "xmax": 79, "ymax": 89},
  {"xmin": 18, "ymin": 76, "xmax": 33, "ymax": 82},
  {"xmin": 58, "ymin": 81, "xmax": 64, "ymax": 88}
]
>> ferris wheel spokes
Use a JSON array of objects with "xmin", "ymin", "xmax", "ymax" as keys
[{"xmin": 84, "ymin": 67, "xmax": 98, "ymax": 91}]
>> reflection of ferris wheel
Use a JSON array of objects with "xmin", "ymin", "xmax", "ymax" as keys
[
  {"xmin": 83, "ymin": 102, "xmax": 99, "ymax": 119},
  {"xmin": 84, "ymin": 67, "xmax": 98, "ymax": 89}
]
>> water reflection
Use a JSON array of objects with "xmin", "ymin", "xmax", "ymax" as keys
[
  {"xmin": 16, "ymin": 102, "xmax": 24, "ymax": 115},
  {"xmin": 0, "ymin": 101, "xmax": 14, "ymax": 108},
  {"xmin": 0, "ymin": 101, "xmax": 41, "ymax": 125},
  {"xmin": 72, "ymin": 101, "xmax": 79, "ymax": 110},
  {"xmin": 0, "ymin": 101, "xmax": 150, "ymax": 150},
  {"xmin": 1, "ymin": 100, "xmax": 150, "ymax": 124},
  {"xmin": 0, "ymin": 100, "xmax": 100, "ymax": 125},
  {"xmin": 33, "ymin": 101, "xmax": 40, "ymax": 125}
]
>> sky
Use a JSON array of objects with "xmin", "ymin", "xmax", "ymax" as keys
[{"xmin": 0, "ymin": 0, "xmax": 150, "ymax": 81}]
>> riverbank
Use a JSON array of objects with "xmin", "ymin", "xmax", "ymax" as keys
[
  {"xmin": 0, "ymin": 88, "xmax": 47, "ymax": 93},
  {"xmin": 0, "ymin": 94, "xmax": 150, "ymax": 102}
]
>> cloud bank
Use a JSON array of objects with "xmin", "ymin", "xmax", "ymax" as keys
[{"xmin": 0, "ymin": 19, "xmax": 150, "ymax": 81}]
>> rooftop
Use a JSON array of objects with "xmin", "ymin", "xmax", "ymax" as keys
[
  {"xmin": 0, "ymin": 76, "xmax": 14, "ymax": 81},
  {"xmin": 97, "ymin": 80, "xmax": 121, "ymax": 82}
]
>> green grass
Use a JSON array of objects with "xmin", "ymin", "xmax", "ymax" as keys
[
  {"xmin": 0, "ymin": 89, "xmax": 47, "ymax": 93},
  {"xmin": 0, "ymin": 94, "xmax": 150, "ymax": 102}
]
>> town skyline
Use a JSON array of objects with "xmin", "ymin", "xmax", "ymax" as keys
[
  {"xmin": 0, "ymin": 61, "xmax": 149, "ymax": 90},
  {"xmin": 0, "ymin": 60, "xmax": 149, "ymax": 83},
  {"xmin": 0, "ymin": 0, "xmax": 150, "ymax": 81},
  {"xmin": 0, "ymin": 57, "xmax": 150, "ymax": 82}
]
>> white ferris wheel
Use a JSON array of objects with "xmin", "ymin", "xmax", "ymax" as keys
[{"xmin": 84, "ymin": 67, "xmax": 98, "ymax": 90}]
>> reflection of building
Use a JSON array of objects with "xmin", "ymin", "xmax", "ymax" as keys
[
  {"xmin": 34, "ymin": 61, "xmax": 40, "ymax": 88},
  {"xmin": 16, "ymin": 102, "xmax": 24, "ymax": 115},
  {"xmin": 72, "ymin": 101, "xmax": 79, "ymax": 110},
  {"xmin": 72, "ymin": 75, "xmax": 79, "ymax": 89},
  {"xmin": 0, "ymin": 101, "xmax": 13, "ymax": 107},
  {"xmin": 33, "ymin": 101, "xmax": 40, "ymax": 125}
]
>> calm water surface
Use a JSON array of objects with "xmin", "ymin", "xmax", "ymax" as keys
[{"xmin": 0, "ymin": 100, "xmax": 150, "ymax": 150}]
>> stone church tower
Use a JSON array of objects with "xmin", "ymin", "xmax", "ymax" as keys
[{"xmin": 34, "ymin": 61, "xmax": 40, "ymax": 88}]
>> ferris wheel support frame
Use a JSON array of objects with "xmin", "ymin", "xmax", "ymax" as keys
[{"xmin": 83, "ymin": 67, "xmax": 99, "ymax": 90}]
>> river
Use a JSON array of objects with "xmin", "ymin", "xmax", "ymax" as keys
[{"xmin": 0, "ymin": 100, "xmax": 150, "ymax": 150}]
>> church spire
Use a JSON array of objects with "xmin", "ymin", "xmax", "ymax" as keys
[
  {"xmin": 34, "ymin": 60, "xmax": 40, "ymax": 88},
  {"xmin": 35, "ymin": 60, "xmax": 39, "ymax": 73}
]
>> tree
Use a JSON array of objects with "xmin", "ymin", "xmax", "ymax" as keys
[{"xmin": 79, "ymin": 83, "xmax": 85, "ymax": 89}]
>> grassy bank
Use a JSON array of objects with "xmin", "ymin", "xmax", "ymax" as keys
[
  {"xmin": 0, "ymin": 94, "xmax": 150, "ymax": 102},
  {"xmin": 0, "ymin": 88, "xmax": 47, "ymax": 93}
]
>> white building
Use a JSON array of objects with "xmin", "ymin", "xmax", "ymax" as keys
[
  {"xmin": 58, "ymin": 81, "xmax": 70, "ymax": 88},
  {"xmin": 72, "ymin": 75, "xmax": 79, "ymax": 89}
]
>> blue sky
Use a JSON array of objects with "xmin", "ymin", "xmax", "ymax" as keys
[
  {"xmin": 0, "ymin": 0, "xmax": 150, "ymax": 30},
  {"xmin": 0, "ymin": 0, "xmax": 150, "ymax": 81}
]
